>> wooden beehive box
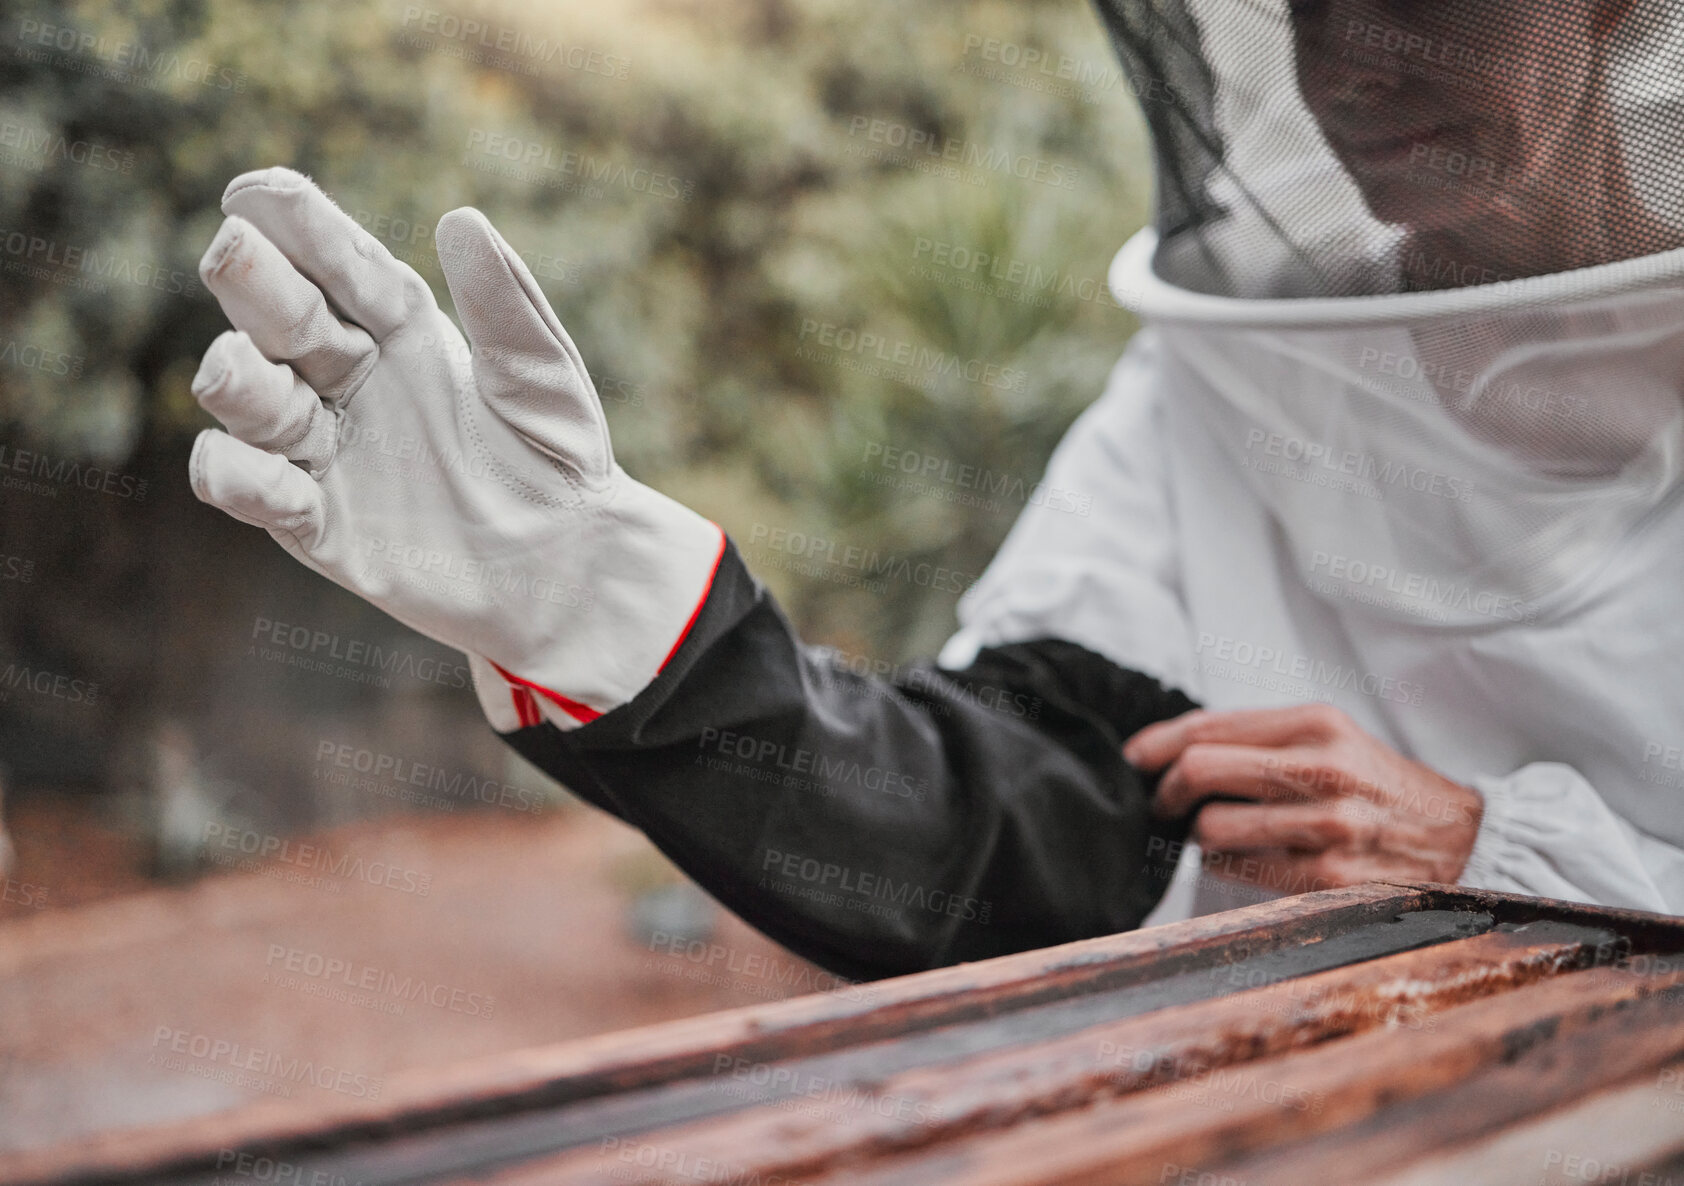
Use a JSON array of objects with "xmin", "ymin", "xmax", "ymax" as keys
[{"xmin": 8, "ymin": 881, "xmax": 1684, "ymax": 1185}]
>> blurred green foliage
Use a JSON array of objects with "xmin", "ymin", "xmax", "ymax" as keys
[{"xmin": 0, "ymin": 0, "xmax": 1151, "ymax": 663}]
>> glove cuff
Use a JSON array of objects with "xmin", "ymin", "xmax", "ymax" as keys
[{"xmin": 467, "ymin": 479, "xmax": 728, "ymax": 733}]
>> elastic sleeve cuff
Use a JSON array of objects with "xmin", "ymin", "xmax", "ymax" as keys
[
  {"xmin": 1459, "ymin": 770, "xmax": 1514, "ymax": 891},
  {"xmin": 1457, "ymin": 763, "xmax": 1669, "ymax": 912}
]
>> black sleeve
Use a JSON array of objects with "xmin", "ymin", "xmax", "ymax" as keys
[{"xmin": 501, "ymin": 539, "xmax": 1200, "ymax": 982}]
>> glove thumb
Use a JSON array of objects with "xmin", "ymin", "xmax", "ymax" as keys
[{"xmin": 435, "ymin": 207, "xmax": 612, "ymax": 484}]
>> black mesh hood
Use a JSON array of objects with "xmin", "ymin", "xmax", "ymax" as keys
[{"xmin": 1090, "ymin": 0, "xmax": 1684, "ymax": 298}]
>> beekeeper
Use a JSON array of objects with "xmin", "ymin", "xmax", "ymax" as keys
[{"xmin": 185, "ymin": 0, "xmax": 1684, "ymax": 979}]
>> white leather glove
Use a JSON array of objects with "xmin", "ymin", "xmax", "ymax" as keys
[{"xmin": 188, "ymin": 167, "xmax": 725, "ymax": 731}]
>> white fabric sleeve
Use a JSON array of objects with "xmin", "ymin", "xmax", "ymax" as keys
[
  {"xmin": 1461, "ymin": 762, "xmax": 1679, "ymax": 914},
  {"xmin": 938, "ymin": 328, "xmax": 1197, "ymax": 693}
]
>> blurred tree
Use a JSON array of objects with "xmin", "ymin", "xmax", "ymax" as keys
[{"xmin": 0, "ymin": 0, "xmax": 1152, "ymax": 843}]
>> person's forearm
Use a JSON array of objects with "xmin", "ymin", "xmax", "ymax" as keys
[
  {"xmin": 180, "ymin": 171, "xmax": 1200, "ymax": 979},
  {"xmin": 496, "ymin": 540, "xmax": 1199, "ymax": 981}
]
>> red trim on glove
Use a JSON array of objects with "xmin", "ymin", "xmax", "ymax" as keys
[
  {"xmin": 494, "ymin": 524, "xmax": 726, "ymax": 727},
  {"xmin": 509, "ymin": 686, "xmax": 541, "ymax": 729},
  {"xmin": 491, "ymin": 661, "xmax": 603, "ymax": 725},
  {"xmin": 659, "ymin": 524, "xmax": 728, "ymax": 673}
]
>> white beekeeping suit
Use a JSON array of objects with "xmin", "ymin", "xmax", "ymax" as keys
[
  {"xmin": 185, "ymin": 0, "xmax": 1684, "ymax": 975},
  {"xmin": 943, "ymin": 0, "xmax": 1684, "ymax": 922}
]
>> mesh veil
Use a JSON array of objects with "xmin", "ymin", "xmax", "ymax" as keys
[
  {"xmin": 1084, "ymin": 0, "xmax": 1684, "ymax": 628},
  {"xmin": 1092, "ymin": 0, "xmax": 1684, "ymax": 298}
]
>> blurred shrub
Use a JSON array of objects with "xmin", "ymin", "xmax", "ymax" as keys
[{"xmin": 0, "ymin": 0, "xmax": 1151, "ymax": 812}]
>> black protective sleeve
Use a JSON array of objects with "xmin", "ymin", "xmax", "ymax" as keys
[{"xmin": 501, "ymin": 539, "xmax": 1199, "ymax": 982}]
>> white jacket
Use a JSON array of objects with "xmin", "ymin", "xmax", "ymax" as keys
[{"xmin": 942, "ymin": 232, "xmax": 1684, "ymax": 924}]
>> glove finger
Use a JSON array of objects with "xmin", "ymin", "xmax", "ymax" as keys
[
  {"xmin": 221, "ymin": 167, "xmax": 431, "ymax": 341},
  {"xmin": 193, "ymin": 331, "xmax": 337, "ymax": 473},
  {"xmin": 188, "ymin": 428, "xmax": 325, "ymax": 547},
  {"xmin": 199, "ymin": 215, "xmax": 377, "ymax": 404},
  {"xmin": 435, "ymin": 206, "xmax": 611, "ymax": 485}
]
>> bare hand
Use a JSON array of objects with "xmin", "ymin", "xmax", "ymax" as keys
[{"xmin": 1123, "ymin": 705, "xmax": 1484, "ymax": 891}]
